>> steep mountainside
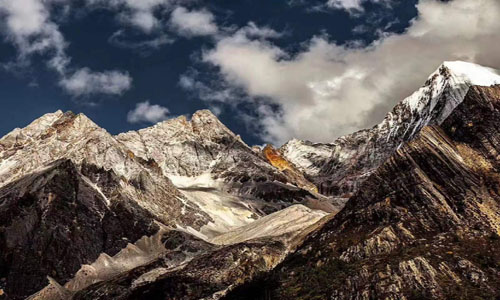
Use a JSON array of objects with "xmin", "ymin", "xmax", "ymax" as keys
[
  {"xmin": 0, "ymin": 111, "xmax": 206, "ymax": 230},
  {"xmin": 282, "ymin": 61, "xmax": 500, "ymax": 203},
  {"xmin": 0, "ymin": 159, "xmax": 160, "ymax": 299},
  {"xmin": 226, "ymin": 85, "xmax": 500, "ymax": 300},
  {"xmin": 28, "ymin": 229, "xmax": 215, "ymax": 300},
  {"xmin": 30, "ymin": 205, "xmax": 326, "ymax": 300}
]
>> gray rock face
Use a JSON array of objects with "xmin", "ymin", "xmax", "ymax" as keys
[
  {"xmin": 117, "ymin": 110, "xmax": 323, "ymax": 214},
  {"xmin": 72, "ymin": 239, "xmax": 286, "ymax": 300},
  {"xmin": 0, "ymin": 111, "xmax": 209, "ymax": 231},
  {"xmin": 28, "ymin": 229, "xmax": 215, "ymax": 300}
]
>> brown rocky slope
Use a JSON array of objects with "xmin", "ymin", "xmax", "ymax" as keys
[{"xmin": 225, "ymin": 85, "xmax": 500, "ymax": 300}]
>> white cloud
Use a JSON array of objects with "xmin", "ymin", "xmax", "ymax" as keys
[
  {"xmin": 0, "ymin": 0, "xmax": 133, "ymax": 97},
  {"xmin": 0, "ymin": 0, "xmax": 68, "ymax": 67},
  {"xmin": 196, "ymin": 0, "xmax": 500, "ymax": 145},
  {"xmin": 127, "ymin": 101, "xmax": 170, "ymax": 123},
  {"xmin": 60, "ymin": 68, "xmax": 132, "ymax": 96},
  {"xmin": 326, "ymin": 0, "xmax": 392, "ymax": 12},
  {"xmin": 327, "ymin": 0, "xmax": 363, "ymax": 10},
  {"xmin": 169, "ymin": 6, "xmax": 218, "ymax": 37}
]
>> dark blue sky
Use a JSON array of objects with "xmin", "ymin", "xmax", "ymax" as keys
[{"xmin": 0, "ymin": 0, "xmax": 418, "ymax": 146}]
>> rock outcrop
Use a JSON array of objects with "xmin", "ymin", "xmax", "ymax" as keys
[
  {"xmin": 70, "ymin": 237, "xmax": 285, "ymax": 300},
  {"xmin": 116, "ymin": 110, "xmax": 321, "ymax": 211},
  {"xmin": 0, "ymin": 159, "xmax": 160, "ymax": 299}
]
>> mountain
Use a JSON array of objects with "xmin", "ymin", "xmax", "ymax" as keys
[
  {"xmin": 0, "ymin": 111, "xmax": 206, "ymax": 229},
  {"xmin": 225, "ymin": 84, "xmax": 500, "ymax": 299},
  {"xmin": 0, "ymin": 109, "xmax": 325, "ymax": 299},
  {"xmin": 0, "ymin": 159, "xmax": 160, "ymax": 298},
  {"xmin": 281, "ymin": 61, "xmax": 500, "ymax": 204},
  {"xmin": 116, "ymin": 110, "xmax": 329, "ymax": 235},
  {"xmin": 0, "ymin": 111, "xmax": 212, "ymax": 299},
  {"xmin": 2, "ymin": 61, "xmax": 500, "ymax": 300}
]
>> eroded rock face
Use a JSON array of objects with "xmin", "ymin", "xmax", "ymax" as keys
[
  {"xmin": 0, "ymin": 160, "xmax": 160, "ymax": 299},
  {"xmin": 225, "ymin": 86, "xmax": 500, "ymax": 300},
  {"xmin": 0, "ymin": 111, "xmax": 210, "ymax": 231},
  {"xmin": 72, "ymin": 239, "xmax": 286, "ymax": 300},
  {"xmin": 28, "ymin": 230, "xmax": 215, "ymax": 300}
]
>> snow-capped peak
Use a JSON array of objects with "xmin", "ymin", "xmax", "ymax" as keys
[
  {"xmin": 442, "ymin": 61, "xmax": 500, "ymax": 85},
  {"xmin": 384, "ymin": 61, "xmax": 500, "ymax": 142},
  {"xmin": 405, "ymin": 61, "xmax": 500, "ymax": 114},
  {"xmin": 281, "ymin": 61, "xmax": 500, "ymax": 199}
]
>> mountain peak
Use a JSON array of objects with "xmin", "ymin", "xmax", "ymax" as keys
[
  {"xmin": 282, "ymin": 61, "xmax": 500, "ymax": 198},
  {"xmin": 192, "ymin": 109, "xmax": 218, "ymax": 119},
  {"xmin": 401, "ymin": 61, "xmax": 500, "ymax": 123},
  {"xmin": 441, "ymin": 61, "xmax": 500, "ymax": 83}
]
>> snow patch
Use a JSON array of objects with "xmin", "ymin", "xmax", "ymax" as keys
[
  {"xmin": 443, "ymin": 61, "xmax": 500, "ymax": 86},
  {"xmin": 210, "ymin": 204, "xmax": 326, "ymax": 245},
  {"xmin": 179, "ymin": 188, "xmax": 260, "ymax": 238},
  {"xmin": 81, "ymin": 175, "xmax": 110, "ymax": 206},
  {"xmin": 168, "ymin": 172, "xmax": 220, "ymax": 189}
]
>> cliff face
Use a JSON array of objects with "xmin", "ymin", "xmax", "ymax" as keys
[
  {"xmin": 0, "ymin": 111, "xmax": 208, "ymax": 231},
  {"xmin": 116, "ymin": 110, "xmax": 331, "ymax": 236},
  {"xmin": 226, "ymin": 85, "xmax": 500, "ymax": 300},
  {"xmin": 0, "ymin": 160, "xmax": 160, "ymax": 299},
  {"xmin": 72, "ymin": 239, "xmax": 287, "ymax": 300}
]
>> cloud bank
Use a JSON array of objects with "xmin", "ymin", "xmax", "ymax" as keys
[{"xmin": 193, "ymin": 0, "xmax": 500, "ymax": 145}]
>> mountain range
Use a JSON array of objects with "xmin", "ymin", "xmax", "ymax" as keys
[{"xmin": 1, "ymin": 61, "xmax": 500, "ymax": 300}]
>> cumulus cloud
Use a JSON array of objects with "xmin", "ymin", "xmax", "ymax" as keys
[
  {"xmin": 127, "ymin": 101, "xmax": 170, "ymax": 123},
  {"xmin": 60, "ymin": 68, "xmax": 132, "ymax": 96},
  {"xmin": 194, "ymin": 0, "xmax": 500, "ymax": 145},
  {"xmin": 0, "ymin": 0, "xmax": 68, "ymax": 68},
  {"xmin": 0, "ymin": 0, "xmax": 133, "ymax": 97},
  {"xmin": 86, "ymin": 1, "xmax": 219, "ymax": 51},
  {"xmin": 169, "ymin": 6, "xmax": 218, "ymax": 37}
]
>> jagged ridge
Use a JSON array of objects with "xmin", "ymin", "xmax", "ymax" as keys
[{"xmin": 281, "ymin": 61, "xmax": 500, "ymax": 203}]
